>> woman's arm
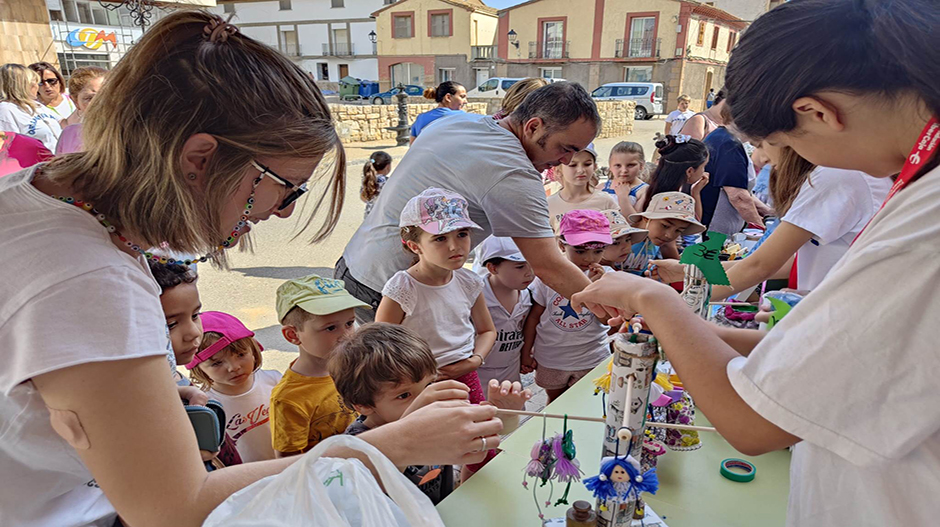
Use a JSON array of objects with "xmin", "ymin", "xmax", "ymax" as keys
[
  {"xmin": 520, "ymin": 302, "xmax": 544, "ymax": 373},
  {"xmin": 470, "ymin": 293, "xmax": 497, "ymax": 361},
  {"xmin": 374, "ymin": 296, "xmax": 406, "ymax": 324},
  {"xmin": 679, "ymin": 114, "xmax": 706, "ymax": 141},
  {"xmin": 711, "ymin": 222, "xmax": 812, "ymax": 300},
  {"xmin": 34, "ymin": 356, "xmax": 503, "ymax": 527}
]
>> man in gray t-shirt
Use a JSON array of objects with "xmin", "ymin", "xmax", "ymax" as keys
[{"xmin": 336, "ymin": 82, "xmax": 601, "ymax": 322}]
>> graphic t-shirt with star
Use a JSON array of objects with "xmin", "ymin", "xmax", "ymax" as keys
[{"xmin": 530, "ymin": 272, "xmax": 612, "ymax": 371}]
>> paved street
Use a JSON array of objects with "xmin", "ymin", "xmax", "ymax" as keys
[{"xmin": 195, "ymin": 117, "xmax": 665, "ymax": 409}]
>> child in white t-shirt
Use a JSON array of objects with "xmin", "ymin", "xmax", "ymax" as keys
[
  {"xmin": 187, "ymin": 311, "xmax": 282, "ymax": 463},
  {"xmin": 476, "ymin": 236, "xmax": 535, "ymax": 389},
  {"xmin": 522, "ymin": 209, "xmax": 614, "ymax": 402},
  {"xmin": 377, "ymin": 188, "xmax": 497, "ymax": 404},
  {"xmin": 546, "ymin": 144, "xmax": 619, "ymax": 227},
  {"xmin": 664, "ymin": 94, "xmax": 696, "ymax": 136}
]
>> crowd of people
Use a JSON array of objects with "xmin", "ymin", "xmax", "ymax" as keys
[{"xmin": 1, "ymin": 0, "xmax": 938, "ymax": 525}]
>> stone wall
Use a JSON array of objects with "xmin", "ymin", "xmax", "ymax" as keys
[
  {"xmin": 330, "ymin": 102, "xmax": 488, "ymax": 143},
  {"xmin": 0, "ymin": 0, "xmax": 56, "ymax": 67},
  {"xmin": 596, "ymin": 100, "xmax": 635, "ymax": 139},
  {"xmin": 330, "ymin": 99, "xmax": 633, "ymax": 143}
]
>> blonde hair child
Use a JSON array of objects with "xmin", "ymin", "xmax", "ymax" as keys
[
  {"xmin": 546, "ymin": 144, "xmax": 619, "ymax": 228},
  {"xmin": 603, "ymin": 141, "xmax": 649, "ymax": 220}
]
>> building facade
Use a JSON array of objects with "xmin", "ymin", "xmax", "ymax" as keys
[
  {"xmin": 495, "ymin": 0, "xmax": 746, "ymax": 113},
  {"xmin": 709, "ymin": 0, "xmax": 782, "ymax": 23},
  {"xmin": 212, "ymin": 0, "xmax": 388, "ymax": 85},
  {"xmin": 371, "ymin": 0, "xmax": 498, "ymax": 90},
  {"xmin": 0, "ymin": 0, "xmax": 55, "ymax": 67}
]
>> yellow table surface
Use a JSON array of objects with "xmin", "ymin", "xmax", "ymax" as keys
[{"xmin": 437, "ymin": 362, "xmax": 791, "ymax": 526}]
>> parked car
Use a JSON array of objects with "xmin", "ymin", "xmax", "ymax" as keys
[
  {"xmin": 591, "ymin": 82, "xmax": 663, "ymax": 120},
  {"xmin": 371, "ymin": 84, "xmax": 424, "ymax": 104},
  {"xmin": 466, "ymin": 77, "xmax": 523, "ymax": 99}
]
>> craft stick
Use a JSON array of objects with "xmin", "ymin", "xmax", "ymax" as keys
[
  {"xmin": 493, "ymin": 409, "xmax": 718, "ymax": 433},
  {"xmin": 616, "ymin": 373, "xmax": 636, "ymax": 443}
]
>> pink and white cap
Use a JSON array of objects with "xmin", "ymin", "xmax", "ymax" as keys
[
  {"xmin": 399, "ymin": 187, "xmax": 482, "ymax": 235},
  {"xmin": 558, "ymin": 209, "xmax": 613, "ymax": 247}
]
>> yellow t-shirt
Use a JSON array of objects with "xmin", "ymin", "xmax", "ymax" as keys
[{"xmin": 269, "ymin": 364, "xmax": 357, "ymax": 454}]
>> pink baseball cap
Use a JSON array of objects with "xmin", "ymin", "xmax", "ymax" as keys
[
  {"xmin": 185, "ymin": 311, "xmax": 263, "ymax": 369},
  {"xmin": 399, "ymin": 187, "xmax": 482, "ymax": 235},
  {"xmin": 558, "ymin": 209, "xmax": 613, "ymax": 247}
]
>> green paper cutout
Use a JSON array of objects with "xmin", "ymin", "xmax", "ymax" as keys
[
  {"xmin": 765, "ymin": 297, "xmax": 792, "ymax": 329},
  {"xmin": 679, "ymin": 232, "xmax": 731, "ymax": 285}
]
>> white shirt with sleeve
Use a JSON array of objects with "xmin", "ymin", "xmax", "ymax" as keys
[
  {"xmin": 727, "ymin": 165, "xmax": 940, "ymax": 527},
  {"xmin": 477, "ymin": 275, "xmax": 532, "ymax": 386},
  {"xmin": 343, "ymin": 112, "xmax": 554, "ymax": 292},
  {"xmin": 530, "ymin": 270, "xmax": 611, "ymax": 371},
  {"xmin": 0, "ymin": 101, "xmax": 61, "ymax": 151},
  {"xmin": 382, "ymin": 268, "xmax": 485, "ymax": 367},
  {"xmin": 665, "ymin": 109, "xmax": 695, "ymax": 135},
  {"xmin": 0, "ymin": 166, "xmax": 170, "ymax": 527},
  {"xmin": 782, "ymin": 167, "xmax": 892, "ymax": 290},
  {"xmin": 207, "ymin": 369, "xmax": 282, "ymax": 463}
]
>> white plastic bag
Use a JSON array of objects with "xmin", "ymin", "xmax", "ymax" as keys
[{"xmin": 204, "ymin": 435, "xmax": 445, "ymax": 527}]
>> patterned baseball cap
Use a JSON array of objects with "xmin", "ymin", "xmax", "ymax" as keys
[
  {"xmin": 602, "ymin": 209, "xmax": 649, "ymax": 245},
  {"xmin": 628, "ymin": 192, "xmax": 706, "ymax": 235},
  {"xmin": 276, "ymin": 274, "xmax": 370, "ymax": 322},
  {"xmin": 399, "ymin": 187, "xmax": 482, "ymax": 235},
  {"xmin": 558, "ymin": 209, "xmax": 613, "ymax": 247}
]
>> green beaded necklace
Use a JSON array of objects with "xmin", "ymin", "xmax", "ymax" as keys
[{"xmin": 51, "ymin": 178, "xmax": 260, "ymax": 266}]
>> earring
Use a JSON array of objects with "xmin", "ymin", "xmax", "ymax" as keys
[{"xmin": 187, "ymin": 173, "xmax": 197, "ymax": 180}]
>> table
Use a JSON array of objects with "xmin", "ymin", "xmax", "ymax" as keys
[{"xmin": 437, "ymin": 362, "xmax": 791, "ymax": 526}]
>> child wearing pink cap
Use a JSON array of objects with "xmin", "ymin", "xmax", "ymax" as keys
[
  {"xmin": 521, "ymin": 209, "xmax": 614, "ymax": 402},
  {"xmin": 376, "ymin": 188, "xmax": 497, "ymax": 405},
  {"xmin": 187, "ymin": 311, "xmax": 282, "ymax": 463}
]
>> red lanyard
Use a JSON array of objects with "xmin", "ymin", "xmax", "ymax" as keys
[{"xmin": 854, "ymin": 118, "xmax": 939, "ymax": 243}]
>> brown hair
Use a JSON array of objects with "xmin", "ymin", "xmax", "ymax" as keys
[
  {"xmin": 190, "ymin": 333, "xmax": 264, "ymax": 390},
  {"xmin": 67, "ymin": 66, "xmax": 107, "ymax": 97},
  {"xmin": 280, "ymin": 304, "xmax": 317, "ymax": 328},
  {"xmin": 770, "ymin": 146, "xmax": 816, "ymax": 216},
  {"xmin": 424, "ymin": 81, "xmax": 463, "ymax": 103},
  {"xmin": 399, "ymin": 225, "xmax": 424, "ymax": 263},
  {"xmin": 0, "ymin": 64, "xmax": 39, "ymax": 113},
  {"xmin": 499, "ymin": 77, "xmax": 549, "ymax": 115},
  {"xmin": 361, "ymin": 151, "xmax": 392, "ymax": 203},
  {"xmin": 28, "ymin": 61, "xmax": 65, "ymax": 94},
  {"xmin": 329, "ymin": 323, "xmax": 437, "ymax": 408},
  {"xmin": 610, "ymin": 141, "xmax": 645, "ymax": 162},
  {"xmin": 38, "ymin": 11, "xmax": 345, "ymax": 267}
]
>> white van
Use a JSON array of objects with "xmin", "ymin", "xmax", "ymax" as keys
[
  {"xmin": 591, "ymin": 82, "xmax": 664, "ymax": 120},
  {"xmin": 466, "ymin": 77, "xmax": 524, "ymax": 99}
]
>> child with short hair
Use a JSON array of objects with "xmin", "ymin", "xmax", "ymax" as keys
[
  {"xmin": 599, "ymin": 209, "xmax": 649, "ymax": 271},
  {"xmin": 522, "ymin": 209, "xmax": 614, "ymax": 402},
  {"xmin": 665, "ymin": 94, "xmax": 695, "ymax": 136},
  {"xmin": 330, "ymin": 322, "xmax": 531, "ymax": 499},
  {"xmin": 376, "ymin": 188, "xmax": 497, "ymax": 405},
  {"xmin": 603, "ymin": 141, "xmax": 649, "ymax": 220},
  {"xmin": 361, "ymin": 151, "xmax": 392, "ymax": 219},
  {"xmin": 269, "ymin": 274, "xmax": 366, "ymax": 457},
  {"xmin": 546, "ymin": 144, "xmax": 619, "ymax": 228},
  {"xmin": 623, "ymin": 192, "xmax": 706, "ymax": 276},
  {"xmin": 186, "ymin": 311, "xmax": 282, "ymax": 462},
  {"xmin": 477, "ymin": 236, "xmax": 534, "ymax": 385}
]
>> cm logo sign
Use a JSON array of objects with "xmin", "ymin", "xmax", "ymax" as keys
[{"xmin": 66, "ymin": 28, "xmax": 118, "ymax": 50}]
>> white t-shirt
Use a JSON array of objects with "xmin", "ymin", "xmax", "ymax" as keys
[
  {"xmin": 665, "ymin": 109, "xmax": 695, "ymax": 135},
  {"xmin": 0, "ymin": 101, "xmax": 61, "ymax": 151},
  {"xmin": 0, "ymin": 167, "xmax": 169, "ymax": 527},
  {"xmin": 382, "ymin": 268, "xmax": 485, "ymax": 367},
  {"xmin": 728, "ymin": 165, "xmax": 940, "ymax": 526},
  {"xmin": 530, "ymin": 271, "xmax": 611, "ymax": 371},
  {"xmin": 47, "ymin": 95, "xmax": 76, "ymax": 119},
  {"xmin": 782, "ymin": 167, "xmax": 892, "ymax": 290},
  {"xmin": 343, "ymin": 112, "xmax": 554, "ymax": 292},
  {"xmin": 478, "ymin": 275, "xmax": 533, "ymax": 386},
  {"xmin": 207, "ymin": 369, "xmax": 282, "ymax": 463}
]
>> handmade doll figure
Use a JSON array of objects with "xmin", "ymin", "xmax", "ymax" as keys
[{"xmin": 585, "ymin": 454, "xmax": 658, "ymax": 526}]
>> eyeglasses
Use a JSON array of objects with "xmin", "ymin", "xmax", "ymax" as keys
[
  {"xmin": 251, "ymin": 160, "xmax": 308, "ymax": 211},
  {"xmin": 38, "ymin": 78, "xmax": 59, "ymax": 87}
]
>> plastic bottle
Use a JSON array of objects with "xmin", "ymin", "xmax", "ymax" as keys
[{"xmin": 566, "ymin": 500, "xmax": 597, "ymax": 527}]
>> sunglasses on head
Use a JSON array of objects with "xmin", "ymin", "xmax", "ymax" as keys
[
  {"xmin": 38, "ymin": 78, "xmax": 59, "ymax": 87},
  {"xmin": 251, "ymin": 160, "xmax": 308, "ymax": 211}
]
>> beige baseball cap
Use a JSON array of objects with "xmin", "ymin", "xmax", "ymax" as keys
[{"xmin": 628, "ymin": 192, "xmax": 706, "ymax": 235}]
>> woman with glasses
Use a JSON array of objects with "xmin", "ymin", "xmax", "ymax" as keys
[
  {"xmin": 28, "ymin": 61, "xmax": 76, "ymax": 119},
  {"xmin": 0, "ymin": 63, "xmax": 62, "ymax": 151}
]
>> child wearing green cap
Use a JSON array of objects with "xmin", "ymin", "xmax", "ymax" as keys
[{"xmin": 269, "ymin": 274, "xmax": 369, "ymax": 457}]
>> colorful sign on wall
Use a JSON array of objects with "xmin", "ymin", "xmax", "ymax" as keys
[{"xmin": 65, "ymin": 28, "xmax": 118, "ymax": 50}]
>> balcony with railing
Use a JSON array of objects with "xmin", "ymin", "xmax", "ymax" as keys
[
  {"xmin": 281, "ymin": 43, "xmax": 302, "ymax": 57},
  {"xmin": 528, "ymin": 40, "xmax": 569, "ymax": 60},
  {"xmin": 322, "ymin": 42, "xmax": 356, "ymax": 56},
  {"xmin": 471, "ymin": 45, "xmax": 496, "ymax": 60},
  {"xmin": 615, "ymin": 37, "xmax": 661, "ymax": 59}
]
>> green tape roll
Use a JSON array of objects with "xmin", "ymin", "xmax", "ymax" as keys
[{"xmin": 720, "ymin": 458, "xmax": 756, "ymax": 482}]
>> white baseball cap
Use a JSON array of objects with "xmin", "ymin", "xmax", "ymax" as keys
[{"xmin": 479, "ymin": 236, "xmax": 525, "ymax": 264}]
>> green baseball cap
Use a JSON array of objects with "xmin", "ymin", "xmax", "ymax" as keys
[{"xmin": 276, "ymin": 274, "xmax": 370, "ymax": 322}]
